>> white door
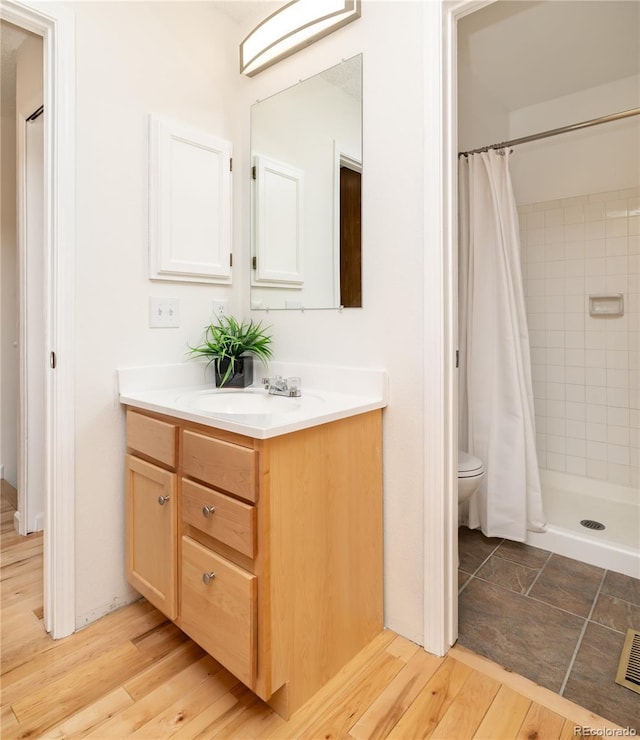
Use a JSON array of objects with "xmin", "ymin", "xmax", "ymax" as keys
[{"xmin": 18, "ymin": 109, "xmax": 45, "ymax": 534}]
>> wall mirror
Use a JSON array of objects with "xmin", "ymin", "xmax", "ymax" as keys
[{"xmin": 250, "ymin": 54, "xmax": 362, "ymax": 310}]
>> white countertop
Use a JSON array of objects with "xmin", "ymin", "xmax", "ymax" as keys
[{"xmin": 118, "ymin": 362, "xmax": 388, "ymax": 439}]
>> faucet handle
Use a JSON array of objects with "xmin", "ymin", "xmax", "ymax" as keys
[
  {"xmin": 286, "ymin": 376, "xmax": 301, "ymax": 394},
  {"xmin": 262, "ymin": 375, "xmax": 286, "ymax": 390}
]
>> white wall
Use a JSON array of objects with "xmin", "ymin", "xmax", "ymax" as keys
[
  {"xmin": 16, "ymin": 34, "xmax": 42, "ymax": 115},
  {"xmin": 457, "ymin": 67, "xmax": 510, "ymax": 153},
  {"xmin": 510, "ymin": 76, "xmax": 640, "ymax": 204},
  {"xmin": 72, "ymin": 1, "xmax": 240, "ymax": 626},
  {"xmin": 64, "ymin": 0, "xmax": 432, "ymax": 646},
  {"xmin": 0, "ymin": 85, "xmax": 18, "ymax": 487},
  {"xmin": 235, "ymin": 0, "xmax": 429, "ymax": 642}
]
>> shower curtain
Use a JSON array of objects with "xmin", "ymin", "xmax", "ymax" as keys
[{"xmin": 458, "ymin": 149, "xmax": 547, "ymax": 541}]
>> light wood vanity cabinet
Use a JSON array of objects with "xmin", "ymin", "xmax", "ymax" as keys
[{"xmin": 124, "ymin": 405, "xmax": 383, "ymax": 718}]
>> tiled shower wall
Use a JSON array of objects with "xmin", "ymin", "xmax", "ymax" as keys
[{"xmin": 519, "ymin": 187, "xmax": 639, "ymax": 489}]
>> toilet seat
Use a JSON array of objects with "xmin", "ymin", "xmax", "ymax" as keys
[{"xmin": 458, "ymin": 451, "xmax": 483, "ymax": 478}]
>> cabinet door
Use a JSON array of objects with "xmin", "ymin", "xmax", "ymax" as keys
[
  {"xmin": 149, "ymin": 115, "xmax": 233, "ymax": 284},
  {"xmin": 125, "ymin": 454, "xmax": 177, "ymax": 619},
  {"xmin": 252, "ymin": 154, "xmax": 304, "ymax": 286},
  {"xmin": 181, "ymin": 536, "xmax": 257, "ymax": 687}
]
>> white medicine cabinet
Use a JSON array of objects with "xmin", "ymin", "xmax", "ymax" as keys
[{"xmin": 149, "ymin": 114, "xmax": 233, "ymax": 284}]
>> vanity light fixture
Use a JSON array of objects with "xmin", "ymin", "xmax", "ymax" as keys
[{"xmin": 240, "ymin": 0, "xmax": 361, "ymax": 77}]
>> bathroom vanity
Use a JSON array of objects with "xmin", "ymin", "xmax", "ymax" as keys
[{"xmin": 121, "ymin": 364, "xmax": 386, "ymax": 719}]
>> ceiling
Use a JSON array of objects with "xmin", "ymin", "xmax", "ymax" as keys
[
  {"xmin": 458, "ymin": 0, "xmax": 640, "ymax": 112},
  {"xmin": 321, "ymin": 54, "xmax": 361, "ymax": 100}
]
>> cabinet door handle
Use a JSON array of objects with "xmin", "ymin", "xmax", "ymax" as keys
[
  {"xmin": 202, "ymin": 571, "xmax": 216, "ymax": 585},
  {"xmin": 157, "ymin": 495, "xmax": 170, "ymax": 506},
  {"xmin": 202, "ymin": 505, "xmax": 216, "ymax": 518}
]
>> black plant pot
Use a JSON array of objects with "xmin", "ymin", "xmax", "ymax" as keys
[{"xmin": 214, "ymin": 356, "xmax": 254, "ymax": 388}]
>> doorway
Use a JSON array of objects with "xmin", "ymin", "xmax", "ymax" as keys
[
  {"xmin": 339, "ymin": 162, "xmax": 362, "ymax": 308},
  {"xmin": 1, "ymin": 23, "xmax": 45, "ymax": 532},
  {"xmin": 0, "ymin": 0, "xmax": 76, "ymax": 639},
  {"xmin": 449, "ymin": 0, "xmax": 640, "ymax": 726}
]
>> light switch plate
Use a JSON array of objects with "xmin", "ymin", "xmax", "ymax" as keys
[{"xmin": 149, "ymin": 298, "xmax": 180, "ymax": 328}]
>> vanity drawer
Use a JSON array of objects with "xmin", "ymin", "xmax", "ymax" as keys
[
  {"xmin": 182, "ymin": 478, "xmax": 256, "ymax": 558},
  {"xmin": 126, "ymin": 410, "xmax": 177, "ymax": 469},
  {"xmin": 181, "ymin": 536, "xmax": 257, "ymax": 687},
  {"xmin": 182, "ymin": 430, "xmax": 258, "ymax": 503}
]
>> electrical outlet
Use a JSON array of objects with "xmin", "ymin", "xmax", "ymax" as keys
[
  {"xmin": 149, "ymin": 298, "xmax": 180, "ymax": 328},
  {"xmin": 212, "ymin": 299, "xmax": 228, "ymax": 318}
]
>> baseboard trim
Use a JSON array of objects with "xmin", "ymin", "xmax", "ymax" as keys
[{"xmin": 10, "ymin": 508, "xmax": 44, "ymax": 533}]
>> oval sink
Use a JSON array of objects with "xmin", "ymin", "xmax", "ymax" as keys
[{"xmin": 185, "ymin": 389, "xmax": 302, "ymax": 416}]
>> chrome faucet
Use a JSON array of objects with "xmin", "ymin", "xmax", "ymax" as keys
[{"xmin": 262, "ymin": 375, "xmax": 302, "ymax": 397}]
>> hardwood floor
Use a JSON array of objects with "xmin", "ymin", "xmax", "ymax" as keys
[{"xmin": 1, "ymin": 485, "xmax": 623, "ymax": 739}]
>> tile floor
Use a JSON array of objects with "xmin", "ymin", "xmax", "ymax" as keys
[{"xmin": 457, "ymin": 527, "xmax": 640, "ymax": 731}]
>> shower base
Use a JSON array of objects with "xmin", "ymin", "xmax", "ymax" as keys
[{"xmin": 526, "ymin": 469, "xmax": 639, "ymax": 579}]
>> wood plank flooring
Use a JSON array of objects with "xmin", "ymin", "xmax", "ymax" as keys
[{"xmin": 1, "ymin": 485, "xmax": 623, "ymax": 739}]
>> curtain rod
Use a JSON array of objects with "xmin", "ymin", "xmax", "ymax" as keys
[{"xmin": 458, "ymin": 107, "xmax": 640, "ymax": 157}]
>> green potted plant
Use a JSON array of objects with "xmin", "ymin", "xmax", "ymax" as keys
[{"xmin": 188, "ymin": 315, "xmax": 273, "ymax": 388}]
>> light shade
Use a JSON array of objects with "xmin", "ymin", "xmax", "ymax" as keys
[{"xmin": 240, "ymin": 0, "xmax": 361, "ymax": 77}]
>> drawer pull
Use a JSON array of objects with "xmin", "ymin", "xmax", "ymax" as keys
[
  {"xmin": 202, "ymin": 505, "xmax": 216, "ymax": 518},
  {"xmin": 202, "ymin": 571, "xmax": 216, "ymax": 585},
  {"xmin": 157, "ymin": 495, "xmax": 170, "ymax": 506}
]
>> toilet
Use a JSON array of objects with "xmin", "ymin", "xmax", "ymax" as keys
[{"xmin": 458, "ymin": 450, "xmax": 485, "ymax": 507}]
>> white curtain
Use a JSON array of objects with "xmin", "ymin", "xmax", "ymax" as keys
[{"xmin": 458, "ymin": 149, "xmax": 547, "ymax": 541}]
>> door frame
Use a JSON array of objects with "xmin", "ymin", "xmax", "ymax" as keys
[
  {"xmin": 1, "ymin": 0, "xmax": 76, "ymax": 639},
  {"xmin": 423, "ymin": 0, "xmax": 495, "ymax": 656},
  {"xmin": 422, "ymin": 0, "xmax": 457, "ymax": 656}
]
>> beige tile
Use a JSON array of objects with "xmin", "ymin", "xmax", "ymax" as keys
[
  {"xmin": 494, "ymin": 540, "xmax": 550, "ymax": 569},
  {"xmin": 591, "ymin": 593, "xmax": 640, "ymax": 633},
  {"xmin": 563, "ymin": 622, "xmax": 640, "ymax": 733},
  {"xmin": 458, "ymin": 579, "xmax": 584, "ymax": 694},
  {"xmin": 528, "ymin": 555, "xmax": 604, "ymax": 618},
  {"xmin": 601, "ymin": 570, "xmax": 640, "ymax": 607},
  {"xmin": 476, "ymin": 556, "xmax": 539, "ymax": 595},
  {"xmin": 458, "ymin": 527, "xmax": 502, "ymax": 574}
]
